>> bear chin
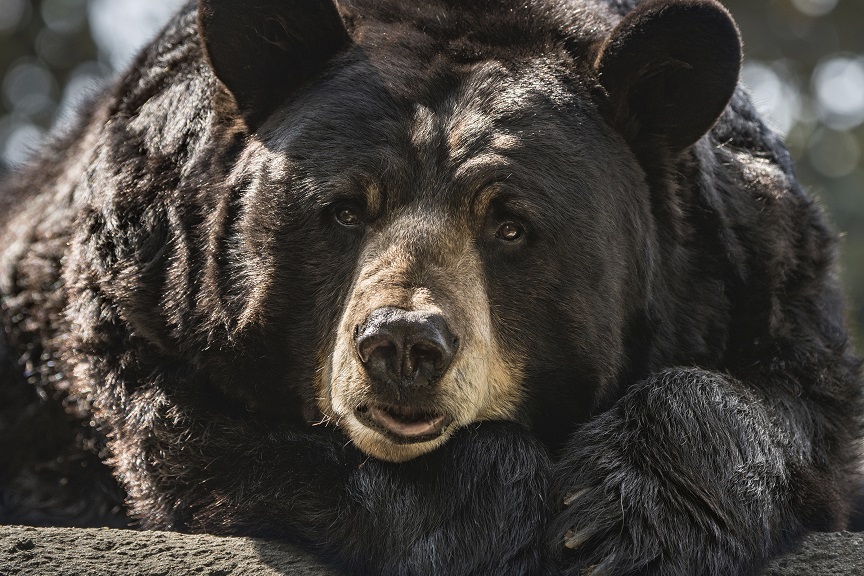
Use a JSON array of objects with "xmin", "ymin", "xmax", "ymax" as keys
[{"xmin": 342, "ymin": 411, "xmax": 456, "ymax": 462}]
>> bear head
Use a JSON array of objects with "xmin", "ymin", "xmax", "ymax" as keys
[{"xmin": 190, "ymin": 0, "xmax": 741, "ymax": 462}]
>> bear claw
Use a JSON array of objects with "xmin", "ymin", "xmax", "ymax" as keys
[{"xmin": 563, "ymin": 527, "xmax": 594, "ymax": 549}]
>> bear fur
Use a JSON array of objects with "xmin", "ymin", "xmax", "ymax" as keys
[{"xmin": 0, "ymin": 0, "xmax": 861, "ymax": 574}]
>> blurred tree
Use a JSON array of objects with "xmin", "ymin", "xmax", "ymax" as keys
[{"xmin": 0, "ymin": 0, "xmax": 862, "ymax": 340}]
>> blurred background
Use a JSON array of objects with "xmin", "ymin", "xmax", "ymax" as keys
[{"xmin": 0, "ymin": 0, "xmax": 861, "ymax": 342}]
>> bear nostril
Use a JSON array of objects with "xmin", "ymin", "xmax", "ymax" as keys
[
  {"xmin": 355, "ymin": 333, "xmax": 399, "ymax": 377},
  {"xmin": 356, "ymin": 332, "xmax": 395, "ymax": 364},
  {"xmin": 405, "ymin": 341, "xmax": 446, "ymax": 377},
  {"xmin": 354, "ymin": 307, "xmax": 457, "ymax": 388}
]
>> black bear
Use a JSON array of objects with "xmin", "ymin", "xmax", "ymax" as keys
[{"xmin": 0, "ymin": 0, "xmax": 861, "ymax": 574}]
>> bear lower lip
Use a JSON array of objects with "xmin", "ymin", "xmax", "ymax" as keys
[{"xmin": 357, "ymin": 405, "xmax": 447, "ymax": 441}]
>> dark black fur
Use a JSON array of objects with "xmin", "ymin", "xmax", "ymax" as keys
[{"xmin": 0, "ymin": 1, "xmax": 861, "ymax": 575}]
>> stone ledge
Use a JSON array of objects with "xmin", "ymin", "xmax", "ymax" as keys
[
  {"xmin": 0, "ymin": 525, "xmax": 336, "ymax": 576},
  {"xmin": 1, "ymin": 525, "xmax": 862, "ymax": 575},
  {"xmin": 760, "ymin": 531, "xmax": 864, "ymax": 576}
]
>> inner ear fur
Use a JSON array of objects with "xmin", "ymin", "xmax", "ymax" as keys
[
  {"xmin": 198, "ymin": 0, "xmax": 351, "ymax": 128},
  {"xmin": 595, "ymin": 0, "xmax": 742, "ymax": 157}
]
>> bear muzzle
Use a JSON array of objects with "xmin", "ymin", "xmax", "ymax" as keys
[{"xmin": 320, "ymin": 226, "xmax": 525, "ymax": 461}]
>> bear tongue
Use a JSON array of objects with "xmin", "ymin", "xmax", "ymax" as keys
[{"xmin": 369, "ymin": 406, "xmax": 445, "ymax": 438}]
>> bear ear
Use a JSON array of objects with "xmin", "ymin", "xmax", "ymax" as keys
[
  {"xmin": 594, "ymin": 0, "xmax": 741, "ymax": 156},
  {"xmin": 198, "ymin": 0, "xmax": 351, "ymax": 127}
]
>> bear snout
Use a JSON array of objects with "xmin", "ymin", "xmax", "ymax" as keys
[
  {"xmin": 354, "ymin": 307, "xmax": 459, "ymax": 392},
  {"xmin": 321, "ymin": 216, "xmax": 525, "ymax": 461}
]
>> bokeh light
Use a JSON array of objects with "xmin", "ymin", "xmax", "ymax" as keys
[
  {"xmin": 2, "ymin": 59, "xmax": 58, "ymax": 118},
  {"xmin": 808, "ymin": 128, "xmax": 861, "ymax": 179},
  {"xmin": 790, "ymin": 0, "xmax": 838, "ymax": 18},
  {"xmin": 0, "ymin": 0, "xmax": 182, "ymax": 168},
  {"xmin": 41, "ymin": 0, "xmax": 87, "ymax": 34},
  {"xmin": 813, "ymin": 56, "xmax": 864, "ymax": 130},
  {"xmin": 0, "ymin": 118, "xmax": 44, "ymax": 167},
  {"xmin": 0, "ymin": 0, "xmax": 29, "ymax": 34},
  {"xmin": 87, "ymin": 0, "xmax": 186, "ymax": 69},
  {"xmin": 741, "ymin": 60, "xmax": 802, "ymax": 136}
]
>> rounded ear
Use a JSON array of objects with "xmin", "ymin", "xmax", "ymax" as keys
[
  {"xmin": 595, "ymin": 0, "xmax": 741, "ymax": 156},
  {"xmin": 198, "ymin": 0, "xmax": 351, "ymax": 127}
]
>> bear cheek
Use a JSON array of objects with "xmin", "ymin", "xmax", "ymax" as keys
[{"xmin": 442, "ymin": 285, "xmax": 526, "ymax": 425}]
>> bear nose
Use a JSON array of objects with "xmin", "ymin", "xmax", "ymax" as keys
[{"xmin": 354, "ymin": 307, "xmax": 457, "ymax": 388}]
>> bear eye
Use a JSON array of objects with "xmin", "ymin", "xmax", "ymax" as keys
[
  {"xmin": 334, "ymin": 202, "xmax": 364, "ymax": 227},
  {"xmin": 496, "ymin": 221, "xmax": 524, "ymax": 242}
]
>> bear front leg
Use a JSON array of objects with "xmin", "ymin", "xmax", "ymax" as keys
[{"xmin": 551, "ymin": 368, "xmax": 835, "ymax": 576}]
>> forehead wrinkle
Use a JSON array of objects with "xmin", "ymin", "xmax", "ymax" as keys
[
  {"xmin": 395, "ymin": 100, "xmax": 454, "ymax": 206},
  {"xmin": 452, "ymin": 152, "xmax": 514, "ymax": 191},
  {"xmin": 447, "ymin": 108, "xmax": 495, "ymax": 162},
  {"xmin": 445, "ymin": 61, "xmax": 570, "ymax": 166},
  {"xmin": 441, "ymin": 61, "xmax": 513, "ymax": 160},
  {"xmin": 410, "ymin": 103, "xmax": 438, "ymax": 150}
]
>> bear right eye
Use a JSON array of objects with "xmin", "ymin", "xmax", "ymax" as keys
[
  {"xmin": 496, "ymin": 221, "xmax": 524, "ymax": 242},
  {"xmin": 333, "ymin": 202, "xmax": 364, "ymax": 227}
]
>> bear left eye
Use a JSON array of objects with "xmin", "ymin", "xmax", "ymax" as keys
[
  {"xmin": 496, "ymin": 221, "xmax": 524, "ymax": 242},
  {"xmin": 334, "ymin": 202, "xmax": 364, "ymax": 227}
]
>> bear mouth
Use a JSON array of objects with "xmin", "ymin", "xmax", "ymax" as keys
[{"xmin": 355, "ymin": 404, "xmax": 449, "ymax": 444}]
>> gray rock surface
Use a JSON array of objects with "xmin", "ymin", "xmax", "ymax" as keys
[
  {"xmin": 0, "ymin": 525, "xmax": 336, "ymax": 576},
  {"xmin": 761, "ymin": 531, "xmax": 864, "ymax": 576},
  {"xmin": 1, "ymin": 525, "xmax": 862, "ymax": 575}
]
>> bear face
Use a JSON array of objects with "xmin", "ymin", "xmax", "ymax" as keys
[
  {"xmin": 193, "ymin": 0, "xmax": 740, "ymax": 462},
  {"xmin": 228, "ymin": 58, "xmax": 655, "ymax": 462}
]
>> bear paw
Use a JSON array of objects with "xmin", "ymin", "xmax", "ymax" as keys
[{"xmin": 552, "ymin": 371, "xmax": 783, "ymax": 576}]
